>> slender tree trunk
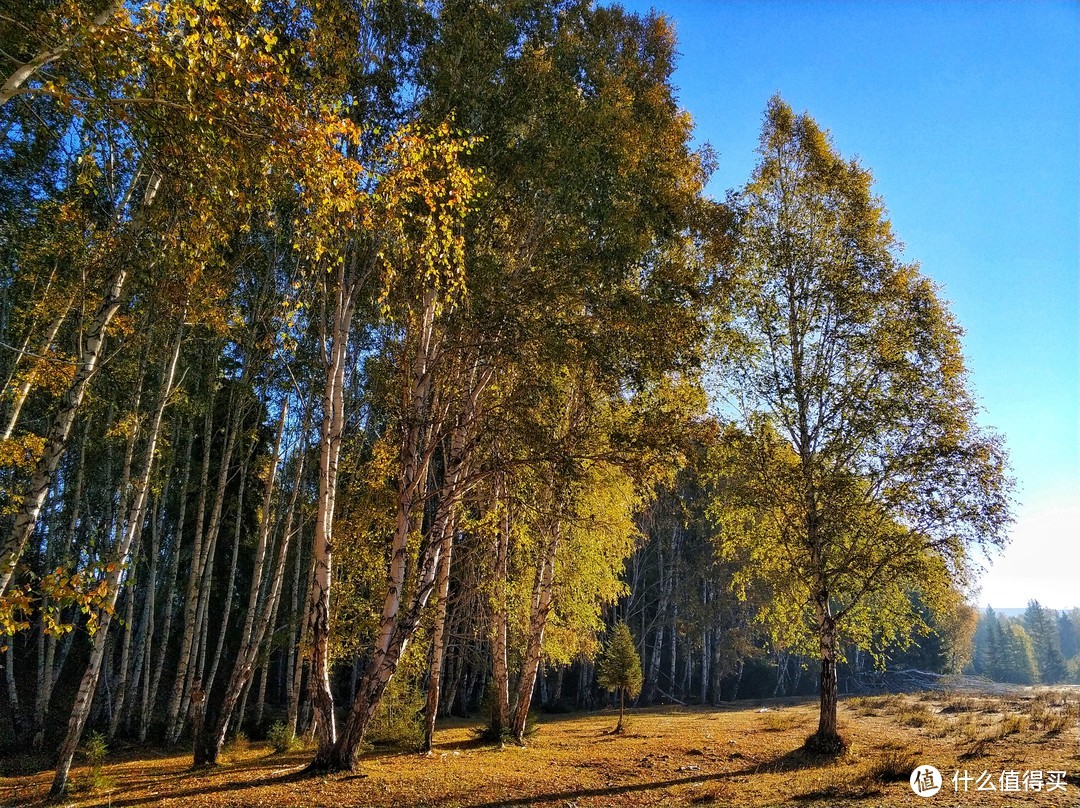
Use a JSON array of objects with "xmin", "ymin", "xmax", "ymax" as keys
[
  {"xmin": 164, "ymin": 409, "xmax": 214, "ymax": 741},
  {"xmin": 489, "ymin": 479, "xmax": 511, "ymax": 737},
  {"xmin": 253, "ymin": 460, "xmax": 297, "ymax": 734},
  {"xmin": 174, "ymin": 404, "xmax": 240, "ymax": 742},
  {"xmin": 576, "ymin": 661, "xmax": 592, "ymax": 710},
  {"xmin": 328, "ymin": 516, "xmax": 449, "ymax": 768},
  {"xmin": 107, "ymin": 525, "xmax": 141, "ymax": 739},
  {"xmin": 730, "ymin": 658, "xmax": 744, "ymax": 701},
  {"xmin": 288, "ymin": 516, "xmax": 315, "ymax": 738},
  {"xmin": 711, "ymin": 631, "xmax": 725, "ymax": 706},
  {"xmin": 193, "ymin": 435, "xmax": 254, "ymax": 754},
  {"xmin": 252, "ymin": 549, "xmax": 283, "ymax": 732},
  {"xmin": 126, "ymin": 482, "xmax": 168, "ymax": 735},
  {"xmin": 311, "ymin": 287, "xmax": 488, "ymax": 770},
  {"xmin": 422, "ymin": 506, "xmax": 460, "ymax": 752},
  {"xmin": 423, "ymin": 414, "xmax": 473, "ymax": 751},
  {"xmin": 681, "ymin": 638, "xmax": 692, "ymax": 699},
  {"xmin": 667, "ymin": 616, "xmax": 678, "ymax": 699},
  {"xmin": 203, "ymin": 448, "xmax": 251, "ymax": 696},
  {"xmin": 0, "ymin": 0, "xmax": 122, "ymax": 107},
  {"xmin": 103, "ymin": 360, "xmax": 150, "ymax": 737},
  {"xmin": 144, "ymin": 429, "xmax": 192, "ymax": 741},
  {"xmin": 250, "ymin": 627, "xmax": 272, "ymax": 729},
  {"xmin": 261, "ymin": 424, "xmax": 304, "ymax": 731},
  {"xmin": 30, "ymin": 426, "xmax": 87, "ymax": 744},
  {"xmin": 3, "ymin": 637, "xmax": 18, "ymax": 738},
  {"xmin": 327, "ymin": 452, "xmax": 455, "ymax": 768},
  {"xmin": 0, "ymin": 265, "xmax": 129, "ymax": 595},
  {"xmin": 644, "ymin": 547, "xmax": 667, "ymax": 704},
  {"xmin": 1, "ymin": 297, "xmax": 72, "ymax": 441},
  {"xmin": 551, "ymin": 665, "xmax": 565, "ymax": 705},
  {"xmin": 442, "ymin": 614, "xmax": 464, "ymax": 718},
  {"xmin": 284, "ymin": 535, "xmax": 305, "ymax": 736},
  {"xmin": 648, "ymin": 525, "xmax": 679, "ymax": 704},
  {"xmin": 422, "ymin": 529, "xmax": 454, "ymax": 752},
  {"xmin": 510, "ymin": 516, "xmax": 561, "ymax": 744},
  {"xmin": 33, "ymin": 623, "xmax": 54, "ymax": 749},
  {"xmin": 538, "ymin": 664, "xmax": 549, "ymax": 707},
  {"xmin": 201, "ymin": 402, "xmax": 290, "ymax": 764},
  {"xmin": 237, "ymin": 669, "xmax": 253, "ymax": 735},
  {"xmin": 700, "ymin": 629, "xmax": 710, "ymax": 705},
  {"xmin": 309, "ymin": 282, "xmax": 448, "ymax": 771},
  {"xmin": 50, "ymin": 321, "xmax": 182, "ymax": 797},
  {"xmin": 32, "ymin": 424, "xmax": 88, "ymax": 747},
  {"xmin": 32, "ymin": 485, "xmax": 62, "ymax": 748},
  {"xmin": 306, "ymin": 271, "xmax": 357, "ymax": 759}
]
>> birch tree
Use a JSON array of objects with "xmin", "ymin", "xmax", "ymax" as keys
[{"xmin": 713, "ymin": 96, "xmax": 1013, "ymax": 753}]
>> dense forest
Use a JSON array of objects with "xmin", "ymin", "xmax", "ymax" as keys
[{"xmin": 1, "ymin": 0, "xmax": 1019, "ymax": 795}]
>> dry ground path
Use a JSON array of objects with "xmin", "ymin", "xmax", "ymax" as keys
[{"xmin": 2, "ymin": 691, "xmax": 1077, "ymax": 807}]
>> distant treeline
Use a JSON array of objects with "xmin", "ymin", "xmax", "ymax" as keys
[{"xmin": 970, "ymin": 604, "xmax": 1079, "ymax": 686}]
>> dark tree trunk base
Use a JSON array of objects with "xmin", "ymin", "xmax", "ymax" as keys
[
  {"xmin": 301, "ymin": 758, "xmax": 346, "ymax": 776},
  {"xmin": 802, "ymin": 731, "xmax": 847, "ymax": 756},
  {"xmin": 301, "ymin": 751, "xmax": 364, "ymax": 776}
]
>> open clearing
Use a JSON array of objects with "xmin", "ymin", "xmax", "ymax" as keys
[{"xmin": 3, "ymin": 690, "xmax": 1078, "ymax": 807}]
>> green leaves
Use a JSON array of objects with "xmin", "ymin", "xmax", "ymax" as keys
[
  {"xmin": 715, "ymin": 96, "xmax": 1014, "ymax": 666},
  {"xmin": 596, "ymin": 621, "xmax": 642, "ymax": 699}
]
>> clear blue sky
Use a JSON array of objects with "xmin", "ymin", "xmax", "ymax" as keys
[{"xmin": 618, "ymin": 0, "xmax": 1079, "ymax": 609}]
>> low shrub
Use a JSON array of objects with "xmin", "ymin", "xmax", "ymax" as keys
[
  {"xmin": 267, "ymin": 721, "xmax": 297, "ymax": 754},
  {"xmin": 79, "ymin": 731, "xmax": 112, "ymax": 792},
  {"xmin": 366, "ymin": 678, "xmax": 426, "ymax": 751}
]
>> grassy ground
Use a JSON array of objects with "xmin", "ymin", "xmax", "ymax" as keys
[{"xmin": 2, "ymin": 688, "xmax": 1078, "ymax": 807}]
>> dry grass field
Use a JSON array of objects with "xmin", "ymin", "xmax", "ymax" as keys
[{"xmin": 2, "ymin": 689, "xmax": 1078, "ymax": 808}]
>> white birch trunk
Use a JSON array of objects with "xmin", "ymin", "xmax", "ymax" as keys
[
  {"xmin": 306, "ymin": 272, "xmax": 355, "ymax": 758},
  {"xmin": 0, "ymin": 267, "xmax": 128, "ymax": 595},
  {"xmin": 1, "ymin": 297, "xmax": 72, "ymax": 441},
  {"xmin": 144, "ymin": 430, "xmax": 193, "ymax": 741},
  {"xmin": 510, "ymin": 519, "xmax": 561, "ymax": 744},
  {"xmin": 201, "ymin": 402, "xmax": 289, "ymax": 763},
  {"xmin": 164, "ymin": 409, "xmax": 214, "ymax": 740},
  {"xmin": 50, "ymin": 319, "xmax": 182, "ymax": 797},
  {"xmin": 0, "ymin": 0, "xmax": 122, "ymax": 107}
]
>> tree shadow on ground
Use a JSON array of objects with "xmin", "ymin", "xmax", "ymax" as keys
[
  {"xmin": 747, "ymin": 747, "xmax": 839, "ymax": 774},
  {"xmin": 458, "ymin": 750, "xmax": 835, "ymax": 808},
  {"xmin": 38, "ymin": 765, "xmax": 312, "ymax": 808},
  {"xmin": 11, "ymin": 742, "xmax": 843, "ymax": 808}
]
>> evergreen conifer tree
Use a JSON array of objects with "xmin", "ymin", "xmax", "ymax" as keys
[{"xmin": 597, "ymin": 621, "xmax": 643, "ymax": 733}]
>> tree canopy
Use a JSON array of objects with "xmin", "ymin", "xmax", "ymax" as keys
[
  {"xmin": 0, "ymin": 5, "xmax": 1018, "ymax": 790},
  {"xmin": 711, "ymin": 95, "xmax": 1013, "ymax": 752}
]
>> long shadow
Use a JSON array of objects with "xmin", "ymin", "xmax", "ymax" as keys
[
  {"xmin": 65, "ymin": 765, "xmax": 314, "ymax": 808},
  {"xmin": 21, "ymin": 744, "xmax": 837, "ymax": 808},
  {"xmin": 431, "ymin": 736, "xmax": 496, "ymax": 752},
  {"xmin": 80, "ymin": 753, "xmax": 309, "ymax": 792},
  {"xmin": 459, "ymin": 760, "xmax": 803, "ymax": 808},
  {"xmin": 460, "ymin": 748, "xmax": 835, "ymax": 808}
]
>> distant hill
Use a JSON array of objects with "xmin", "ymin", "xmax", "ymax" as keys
[
  {"xmin": 989, "ymin": 606, "xmax": 1078, "ymax": 617},
  {"xmin": 992, "ymin": 607, "xmax": 1027, "ymax": 617}
]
